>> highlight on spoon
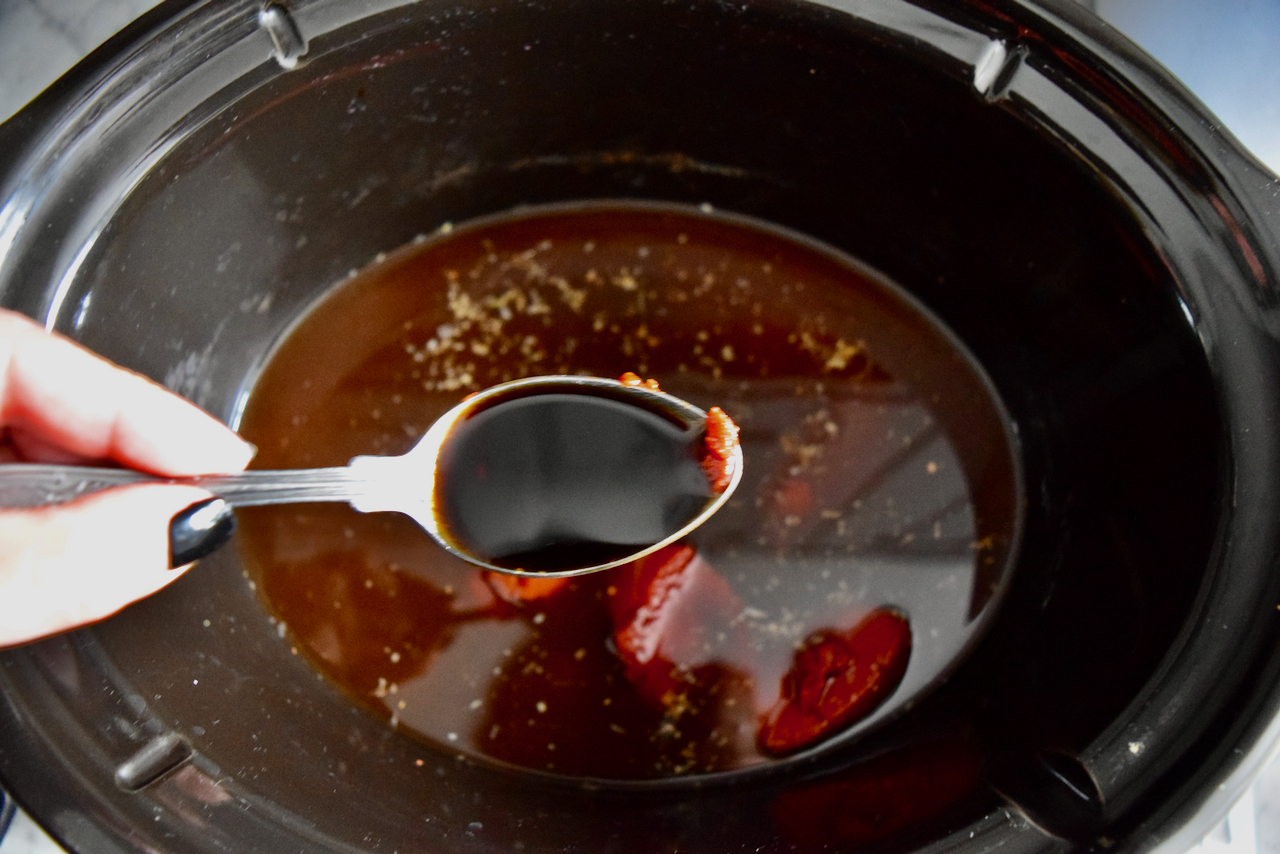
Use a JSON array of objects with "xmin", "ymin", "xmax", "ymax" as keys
[{"xmin": 348, "ymin": 375, "xmax": 743, "ymax": 578}]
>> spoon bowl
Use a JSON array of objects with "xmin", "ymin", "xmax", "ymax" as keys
[
  {"xmin": 349, "ymin": 375, "xmax": 743, "ymax": 575},
  {"xmin": 0, "ymin": 375, "xmax": 742, "ymax": 577}
]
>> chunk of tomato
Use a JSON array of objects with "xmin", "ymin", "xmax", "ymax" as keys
[
  {"xmin": 758, "ymin": 608, "xmax": 911, "ymax": 755},
  {"xmin": 606, "ymin": 543, "xmax": 747, "ymax": 708}
]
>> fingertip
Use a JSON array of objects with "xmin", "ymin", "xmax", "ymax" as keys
[
  {"xmin": 0, "ymin": 311, "xmax": 254, "ymax": 476},
  {"xmin": 124, "ymin": 410, "xmax": 256, "ymax": 477}
]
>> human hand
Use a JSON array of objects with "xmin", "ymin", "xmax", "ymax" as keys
[{"xmin": 0, "ymin": 309, "xmax": 255, "ymax": 648}]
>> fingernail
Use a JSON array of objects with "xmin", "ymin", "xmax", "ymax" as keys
[{"xmin": 169, "ymin": 498, "xmax": 237, "ymax": 568}]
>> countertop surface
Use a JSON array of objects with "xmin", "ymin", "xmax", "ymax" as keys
[{"xmin": 0, "ymin": 1, "xmax": 1278, "ymax": 853}]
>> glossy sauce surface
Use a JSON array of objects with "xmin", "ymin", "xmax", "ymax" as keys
[
  {"xmin": 235, "ymin": 203, "xmax": 1019, "ymax": 778},
  {"xmin": 433, "ymin": 387, "xmax": 711, "ymax": 572}
]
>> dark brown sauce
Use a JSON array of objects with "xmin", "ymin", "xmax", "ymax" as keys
[
  {"xmin": 433, "ymin": 387, "xmax": 711, "ymax": 572},
  {"xmin": 235, "ymin": 202, "xmax": 1019, "ymax": 779}
]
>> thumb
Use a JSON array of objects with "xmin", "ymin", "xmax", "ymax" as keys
[{"xmin": 0, "ymin": 484, "xmax": 237, "ymax": 648}]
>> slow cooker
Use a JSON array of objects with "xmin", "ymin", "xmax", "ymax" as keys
[{"xmin": 1, "ymin": 0, "xmax": 1279, "ymax": 852}]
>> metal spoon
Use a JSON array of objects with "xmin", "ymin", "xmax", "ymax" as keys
[{"xmin": 0, "ymin": 376, "xmax": 742, "ymax": 577}]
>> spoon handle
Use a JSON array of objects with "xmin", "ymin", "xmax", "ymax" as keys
[{"xmin": 0, "ymin": 464, "xmax": 372, "ymax": 509}]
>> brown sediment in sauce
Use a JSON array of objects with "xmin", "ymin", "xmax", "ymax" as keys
[{"xmin": 235, "ymin": 202, "xmax": 1016, "ymax": 779}]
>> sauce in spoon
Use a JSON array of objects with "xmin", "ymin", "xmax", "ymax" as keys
[
  {"xmin": 434, "ymin": 383, "xmax": 725, "ymax": 572},
  {"xmin": 352, "ymin": 374, "xmax": 741, "ymax": 575}
]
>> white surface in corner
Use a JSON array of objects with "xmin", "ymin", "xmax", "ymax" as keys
[
  {"xmin": 0, "ymin": 0, "xmax": 162, "ymax": 123},
  {"xmin": 0, "ymin": 809, "xmax": 62, "ymax": 854},
  {"xmin": 1095, "ymin": 0, "xmax": 1280, "ymax": 174},
  {"xmin": 1199, "ymin": 787, "xmax": 1260, "ymax": 854}
]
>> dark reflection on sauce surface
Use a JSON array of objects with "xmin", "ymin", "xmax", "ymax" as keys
[{"xmin": 236, "ymin": 203, "xmax": 1018, "ymax": 778}]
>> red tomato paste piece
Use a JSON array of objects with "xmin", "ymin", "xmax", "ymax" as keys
[
  {"xmin": 701, "ymin": 406, "xmax": 739, "ymax": 494},
  {"xmin": 606, "ymin": 543, "xmax": 746, "ymax": 708},
  {"xmin": 758, "ymin": 608, "xmax": 911, "ymax": 755},
  {"xmin": 617, "ymin": 373, "xmax": 739, "ymax": 494},
  {"xmin": 483, "ymin": 571, "xmax": 571, "ymax": 605},
  {"xmin": 618, "ymin": 371, "xmax": 661, "ymax": 390}
]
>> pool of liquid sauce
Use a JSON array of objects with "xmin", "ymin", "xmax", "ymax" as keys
[
  {"xmin": 235, "ymin": 202, "xmax": 1020, "ymax": 779},
  {"xmin": 434, "ymin": 390, "xmax": 713, "ymax": 572}
]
